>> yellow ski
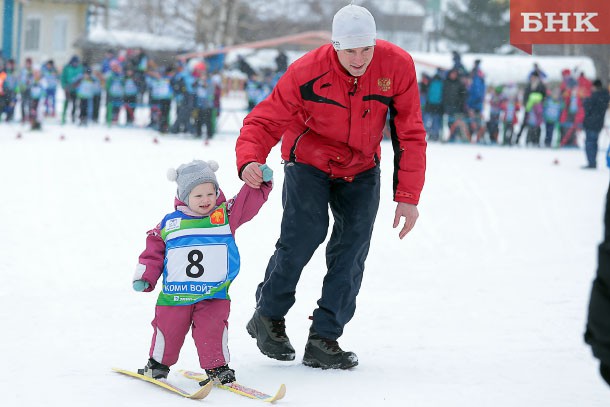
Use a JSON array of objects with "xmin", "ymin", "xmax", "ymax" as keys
[
  {"xmin": 112, "ymin": 367, "xmax": 213, "ymax": 399},
  {"xmin": 179, "ymin": 369, "xmax": 286, "ymax": 403}
]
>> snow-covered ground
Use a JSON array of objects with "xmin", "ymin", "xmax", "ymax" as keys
[{"xmin": 1, "ymin": 95, "xmax": 609, "ymax": 405}]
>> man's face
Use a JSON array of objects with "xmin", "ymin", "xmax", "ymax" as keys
[{"xmin": 336, "ymin": 46, "xmax": 374, "ymax": 77}]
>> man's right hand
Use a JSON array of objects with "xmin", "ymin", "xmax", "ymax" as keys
[{"xmin": 241, "ymin": 162, "xmax": 264, "ymax": 188}]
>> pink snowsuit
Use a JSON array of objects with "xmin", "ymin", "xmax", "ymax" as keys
[{"xmin": 133, "ymin": 182, "xmax": 272, "ymax": 370}]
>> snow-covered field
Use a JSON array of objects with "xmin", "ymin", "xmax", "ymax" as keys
[{"xmin": 1, "ymin": 100, "xmax": 609, "ymax": 405}]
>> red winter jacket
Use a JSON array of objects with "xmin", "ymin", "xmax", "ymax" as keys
[{"xmin": 236, "ymin": 40, "xmax": 426, "ymax": 204}]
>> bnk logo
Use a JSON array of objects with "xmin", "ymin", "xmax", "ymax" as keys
[
  {"xmin": 510, "ymin": 0, "xmax": 610, "ymax": 54},
  {"xmin": 521, "ymin": 12, "xmax": 599, "ymax": 33}
]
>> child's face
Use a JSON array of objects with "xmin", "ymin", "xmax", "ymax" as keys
[{"xmin": 187, "ymin": 183, "xmax": 217, "ymax": 216}]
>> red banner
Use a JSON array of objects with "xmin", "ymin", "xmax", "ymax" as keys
[{"xmin": 510, "ymin": 0, "xmax": 610, "ymax": 54}]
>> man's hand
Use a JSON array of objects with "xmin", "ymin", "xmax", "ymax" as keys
[
  {"xmin": 241, "ymin": 162, "xmax": 264, "ymax": 188},
  {"xmin": 393, "ymin": 202, "xmax": 419, "ymax": 239}
]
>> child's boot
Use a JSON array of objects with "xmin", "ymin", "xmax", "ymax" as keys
[
  {"xmin": 138, "ymin": 358, "xmax": 170, "ymax": 379},
  {"xmin": 204, "ymin": 364, "xmax": 236, "ymax": 384}
]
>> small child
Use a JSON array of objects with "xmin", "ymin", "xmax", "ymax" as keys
[
  {"xmin": 76, "ymin": 70, "xmax": 95, "ymax": 126},
  {"xmin": 29, "ymin": 70, "xmax": 45, "ymax": 130},
  {"xmin": 132, "ymin": 159, "xmax": 273, "ymax": 385}
]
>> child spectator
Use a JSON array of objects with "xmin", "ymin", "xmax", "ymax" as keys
[
  {"xmin": 76, "ymin": 69, "xmax": 96, "ymax": 126},
  {"xmin": 29, "ymin": 70, "xmax": 45, "ymax": 130},
  {"xmin": 425, "ymin": 70, "xmax": 444, "ymax": 142},
  {"xmin": 41, "ymin": 60, "xmax": 59, "ymax": 117},
  {"xmin": 91, "ymin": 70, "xmax": 103, "ymax": 123},
  {"xmin": 193, "ymin": 72, "xmax": 214, "ymax": 143},
  {"xmin": 487, "ymin": 86, "xmax": 503, "ymax": 144},
  {"xmin": 123, "ymin": 67, "xmax": 139, "ymax": 125},
  {"xmin": 543, "ymin": 88, "xmax": 563, "ymax": 148},
  {"xmin": 500, "ymin": 84, "xmax": 519, "ymax": 146},
  {"xmin": 106, "ymin": 61, "xmax": 125, "ymax": 125},
  {"xmin": 148, "ymin": 67, "xmax": 173, "ymax": 133},
  {"xmin": 525, "ymin": 91, "xmax": 544, "ymax": 147},
  {"xmin": 19, "ymin": 57, "xmax": 34, "ymax": 124}
]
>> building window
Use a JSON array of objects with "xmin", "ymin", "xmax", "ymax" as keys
[
  {"xmin": 53, "ymin": 17, "xmax": 68, "ymax": 51},
  {"xmin": 25, "ymin": 17, "xmax": 41, "ymax": 51}
]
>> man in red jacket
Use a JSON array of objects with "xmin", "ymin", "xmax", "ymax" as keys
[{"xmin": 237, "ymin": 4, "xmax": 427, "ymax": 369}]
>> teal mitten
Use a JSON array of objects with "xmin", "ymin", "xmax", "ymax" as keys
[
  {"xmin": 133, "ymin": 280, "xmax": 150, "ymax": 292},
  {"xmin": 259, "ymin": 164, "xmax": 273, "ymax": 182}
]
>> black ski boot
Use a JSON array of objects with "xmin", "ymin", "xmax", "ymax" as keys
[
  {"xmin": 205, "ymin": 364, "xmax": 236, "ymax": 385},
  {"xmin": 138, "ymin": 358, "xmax": 170, "ymax": 379},
  {"xmin": 302, "ymin": 329, "xmax": 358, "ymax": 369},
  {"xmin": 246, "ymin": 310, "xmax": 295, "ymax": 361}
]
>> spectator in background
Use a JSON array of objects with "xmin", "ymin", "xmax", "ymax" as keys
[
  {"xmin": 451, "ymin": 51, "xmax": 467, "ymax": 78},
  {"xmin": 275, "ymin": 50, "xmax": 288, "ymax": 73},
  {"xmin": 542, "ymin": 87, "xmax": 563, "ymax": 148},
  {"xmin": 129, "ymin": 48, "xmax": 148, "ymax": 103},
  {"xmin": 29, "ymin": 69, "xmax": 44, "ymax": 130},
  {"xmin": 192, "ymin": 71, "xmax": 214, "ymax": 144},
  {"xmin": 424, "ymin": 69, "xmax": 444, "ymax": 141},
  {"xmin": 61, "ymin": 55, "xmax": 84, "ymax": 124},
  {"xmin": 209, "ymin": 71, "xmax": 222, "ymax": 137},
  {"xmin": 516, "ymin": 71, "xmax": 546, "ymax": 145},
  {"xmin": 582, "ymin": 79, "xmax": 610, "ymax": 169},
  {"xmin": 0, "ymin": 59, "xmax": 18, "ymax": 122},
  {"xmin": 245, "ymin": 74, "xmax": 262, "ymax": 112},
  {"xmin": 487, "ymin": 86, "xmax": 503, "ymax": 144},
  {"xmin": 123, "ymin": 66, "xmax": 139, "ymax": 125},
  {"xmin": 91, "ymin": 69, "xmax": 103, "ymax": 123},
  {"xmin": 105, "ymin": 60, "xmax": 124, "ymax": 125},
  {"xmin": 528, "ymin": 63, "xmax": 547, "ymax": 82},
  {"xmin": 419, "ymin": 73, "xmax": 430, "ymax": 133},
  {"xmin": 170, "ymin": 61, "xmax": 195, "ymax": 134},
  {"xmin": 77, "ymin": 67, "xmax": 96, "ymax": 126},
  {"xmin": 558, "ymin": 69, "xmax": 583, "ymax": 147},
  {"xmin": 442, "ymin": 68, "xmax": 468, "ymax": 142},
  {"xmin": 525, "ymin": 91, "xmax": 544, "ymax": 147},
  {"xmin": 466, "ymin": 59, "xmax": 486, "ymax": 142},
  {"xmin": 236, "ymin": 55, "xmax": 256, "ymax": 78},
  {"xmin": 578, "ymin": 72, "xmax": 593, "ymax": 99},
  {"xmin": 41, "ymin": 60, "xmax": 59, "ymax": 117},
  {"xmin": 148, "ymin": 66, "xmax": 173, "ymax": 133},
  {"xmin": 19, "ymin": 57, "xmax": 34, "ymax": 123},
  {"xmin": 0, "ymin": 59, "xmax": 18, "ymax": 121},
  {"xmin": 500, "ymin": 83, "xmax": 519, "ymax": 146},
  {"xmin": 100, "ymin": 49, "xmax": 115, "ymax": 75}
]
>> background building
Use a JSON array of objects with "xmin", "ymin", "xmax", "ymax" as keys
[{"xmin": 1, "ymin": 0, "xmax": 111, "ymax": 66}]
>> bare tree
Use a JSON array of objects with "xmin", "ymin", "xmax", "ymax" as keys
[
  {"xmin": 109, "ymin": 0, "xmax": 352, "ymax": 49},
  {"xmin": 111, "ymin": 0, "xmax": 243, "ymax": 49}
]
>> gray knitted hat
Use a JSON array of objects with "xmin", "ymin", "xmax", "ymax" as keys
[{"xmin": 167, "ymin": 159, "xmax": 219, "ymax": 204}]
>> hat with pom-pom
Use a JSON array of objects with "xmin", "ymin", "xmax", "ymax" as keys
[
  {"xmin": 167, "ymin": 159, "xmax": 219, "ymax": 204},
  {"xmin": 331, "ymin": 4, "xmax": 376, "ymax": 51}
]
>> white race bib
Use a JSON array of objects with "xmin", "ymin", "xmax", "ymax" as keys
[{"xmin": 165, "ymin": 244, "xmax": 228, "ymax": 284}]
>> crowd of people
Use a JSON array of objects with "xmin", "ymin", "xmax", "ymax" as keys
[
  {"xmin": 418, "ymin": 52, "xmax": 609, "ymax": 152},
  {"xmin": 0, "ymin": 49, "xmax": 224, "ymax": 142},
  {"xmin": 1, "ymin": 45, "xmax": 608, "ymax": 162}
]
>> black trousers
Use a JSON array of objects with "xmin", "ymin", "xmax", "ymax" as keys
[
  {"xmin": 256, "ymin": 162, "xmax": 380, "ymax": 340},
  {"xmin": 586, "ymin": 180, "xmax": 610, "ymax": 367}
]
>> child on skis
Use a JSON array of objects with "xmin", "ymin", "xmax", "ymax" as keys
[{"xmin": 132, "ymin": 159, "xmax": 274, "ymax": 385}]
